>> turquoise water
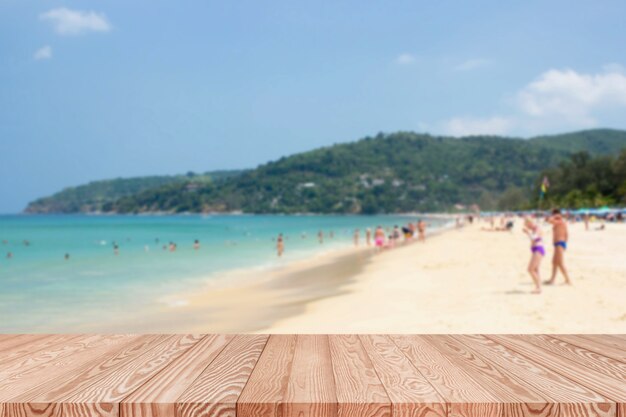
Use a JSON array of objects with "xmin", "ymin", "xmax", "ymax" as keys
[{"xmin": 0, "ymin": 214, "xmax": 444, "ymax": 332}]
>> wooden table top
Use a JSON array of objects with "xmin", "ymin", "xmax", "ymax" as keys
[{"xmin": 0, "ymin": 334, "xmax": 624, "ymax": 417}]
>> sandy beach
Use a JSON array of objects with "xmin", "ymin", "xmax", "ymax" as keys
[
  {"xmin": 109, "ymin": 218, "xmax": 626, "ymax": 334},
  {"xmin": 265, "ymin": 220, "xmax": 626, "ymax": 333}
]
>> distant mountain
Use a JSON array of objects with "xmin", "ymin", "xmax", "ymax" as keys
[
  {"xmin": 25, "ymin": 129, "xmax": 626, "ymax": 214},
  {"xmin": 24, "ymin": 170, "xmax": 245, "ymax": 214}
]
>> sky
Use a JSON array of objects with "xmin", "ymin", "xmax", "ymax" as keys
[{"xmin": 1, "ymin": 0, "xmax": 626, "ymax": 213}]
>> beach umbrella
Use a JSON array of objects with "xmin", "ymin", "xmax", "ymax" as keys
[{"xmin": 589, "ymin": 206, "xmax": 611, "ymax": 216}]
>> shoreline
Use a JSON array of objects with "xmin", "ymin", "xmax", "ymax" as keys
[{"xmin": 95, "ymin": 222, "xmax": 454, "ymax": 333}]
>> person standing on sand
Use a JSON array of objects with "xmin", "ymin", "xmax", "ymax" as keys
[
  {"xmin": 353, "ymin": 229, "xmax": 360, "ymax": 246},
  {"xmin": 276, "ymin": 234, "xmax": 284, "ymax": 257},
  {"xmin": 365, "ymin": 228, "xmax": 372, "ymax": 246},
  {"xmin": 545, "ymin": 209, "xmax": 572, "ymax": 285},
  {"xmin": 374, "ymin": 226, "xmax": 385, "ymax": 251},
  {"xmin": 523, "ymin": 218, "xmax": 544, "ymax": 294},
  {"xmin": 391, "ymin": 225, "xmax": 401, "ymax": 247},
  {"xmin": 417, "ymin": 219, "xmax": 426, "ymax": 242}
]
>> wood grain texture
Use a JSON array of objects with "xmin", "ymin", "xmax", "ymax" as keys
[
  {"xmin": 423, "ymin": 336, "xmax": 547, "ymax": 402},
  {"xmin": 359, "ymin": 335, "xmax": 446, "ymax": 417},
  {"xmin": 0, "ymin": 335, "xmax": 83, "ymax": 366},
  {"xmin": 11, "ymin": 335, "xmax": 166, "ymax": 400},
  {"xmin": 0, "ymin": 334, "xmax": 138, "ymax": 403},
  {"xmin": 282, "ymin": 335, "xmax": 338, "ymax": 417},
  {"xmin": 121, "ymin": 334, "xmax": 233, "ymax": 417},
  {"xmin": 176, "ymin": 334, "xmax": 268, "ymax": 417},
  {"xmin": 62, "ymin": 334, "xmax": 203, "ymax": 417},
  {"xmin": 554, "ymin": 335, "xmax": 626, "ymax": 363},
  {"xmin": 237, "ymin": 335, "xmax": 296, "ymax": 417},
  {"xmin": 423, "ymin": 335, "xmax": 556, "ymax": 417},
  {"xmin": 519, "ymin": 335, "xmax": 626, "ymax": 383},
  {"xmin": 0, "ymin": 334, "xmax": 624, "ymax": 417},
  {"xmin": 578, "ymin": 334, "xmax": 626, "ymax": 351},
  {"xmin": 457, "ymin": 335, "xmax": 614, "ymax": 417},
  {"xmin": 329, "ymin": 335, "xmax": 390, "ymax": 417},
  {"xmin": 0, "ymin": 335, "xmax": 52, "ymax": 354},
  {"xmin": 391, "ymin": 335, "xmax": 500, "ymax": 417},
  {"xmin": 489, "ymin": 335, "xmax": 625, "ymax": 403},
  {"xmin": 0, "ymin": 335, "xmax": 107, "ymax": 383}
]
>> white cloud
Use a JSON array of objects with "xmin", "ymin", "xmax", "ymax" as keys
[
  {"xmin": 438, "ymin": 66, "xmax": 626, "ymax": 136},
  {"xmin": 395, "ymin": 53, "xmax": 416, "ymax": 65},
  {"xmin": 33, "ymin": 45, "xmax": 52, "ymax": 60},
  {"xmin": 40, "ymin": 7, "xmax": 111, "ymax": 35},
  {"xmin": 443, "ymin": 116, "xmax": 513, "ymax": 136},
  {"xmin": 455, "ymin": 58, "xmax": 491, "ymax": 71},
  {"xmin": 517, "ymin": 68, "xmax": 626, "ymax": 126}
]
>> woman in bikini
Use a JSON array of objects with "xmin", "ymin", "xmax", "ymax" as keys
[{"xmin": 523, "ymin": 217, "xmax": 544, "ymax": 294}]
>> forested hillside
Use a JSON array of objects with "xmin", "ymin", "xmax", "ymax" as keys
[{"xmin": 26, "ymin": 129, "xmax": 626, "ymax": 214}]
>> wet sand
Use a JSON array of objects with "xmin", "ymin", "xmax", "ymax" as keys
[{"xmin": 96, "ymin": 245, "xmax": 378, "ymax": 333}]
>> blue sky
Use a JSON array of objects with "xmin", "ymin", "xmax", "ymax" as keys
[{"xmin": 1, "ymin": 0, "xmax": 626, "ymax": 213}]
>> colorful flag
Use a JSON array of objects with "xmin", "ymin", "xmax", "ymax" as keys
[{"xmin": 539, "ymin": 176, "xmax": 550, "ymax": 199}]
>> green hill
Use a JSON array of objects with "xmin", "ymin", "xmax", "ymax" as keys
[
  {"xmin": 26, "ymin": 129, "xmax": 626, "ymax": 214},
  {"xmin": 529, "ymin": 128, "xmax": 626, "ymax": 155},
  {"xmin": 108, "ymin": 129, "xmax": 626, "ymax": 214},
  {"xmin": 25, "ymin": 170, "xmax": 244, "ymax": 214}
]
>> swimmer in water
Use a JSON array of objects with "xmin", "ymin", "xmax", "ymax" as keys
[
  {"xmin": 193, "ymin": 239, "xmax": 200, "ymax": 250},
  {"xmin": 277, "ymin": 233, "xmax": 285, "ymax": 257}
]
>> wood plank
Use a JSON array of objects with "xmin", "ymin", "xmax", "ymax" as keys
[
  {"xmin": 422, "ymin": 335, "xmax": 555, "ymax": 417},
  {"xmin": 359, "ymin": 335, "xmax": 446, "ymax": 417},
  {"xmin": 329, "ymin": 335, "xmax": 390, "ymax": 417},
  {"xmin": 8, "ymin": 335, "xmax": 166, "ymax": 399},
  {"xmin": 0, "ymin": 334, "xmax": 139, "ymax": 402},
  {"xmin": 0, "ymin": 335, "xmax": 108, "ymax": 382},
  {"xmin": 0, "ymin": 335, "xmax": 83, "ymax": 366},
  {"xmin": 237, "ymin": 335, "xmax": 297, "ymax": 417},
  {"xmin": 176, "ymin": 334, "xmax": 268, "ymax": 417},
  {"xmin": 391, "ymin": 335, "xmax": 501, "ymax": 417},
  {"xmin": 455, "ymin": 335, "xmax": 615, "ymax": 417},
  {"xmin": 554, "ymin": 335, "xmax": 626, "ymax": 363},
  {"xmin": 514, "ymin": 335, "xmax": 626, "ymax": 384},
  {"xmin": 121, "ymin": 334, "xmax": 233, "ymax": 417},
  {"xmin": 489, "ymin": 335, "xmax": 626, "ymax": 402},
  {"xmin": 282, "ymin": 335, "xmax": 338, "ymax": 417},
  {"xmin": 62, "ymin": 334, "xmax": 202, "ymax": 417},
  {"xmin": 1, "ymin": 334, "xmax": 624, "ymax": 417},
  {"xmin": 0, "ymin": 335, "xmax": 56, "ymax": 357},
  {"xmin": 577, "ymin": 335, "xmax": 626, "ymax": 353}
]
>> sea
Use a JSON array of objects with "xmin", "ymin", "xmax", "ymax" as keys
[{"xmin": 0, "ymin": 214, "xmax": 446, "ymax": 332}]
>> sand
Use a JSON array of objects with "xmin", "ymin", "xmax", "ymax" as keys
[
  {"xmin": 264, "ymin": 220, "xmax": 626, "ymax": 333},
  {"xmin": 102, "ymin": 219, "xmax": 625, "ymax": 333}
]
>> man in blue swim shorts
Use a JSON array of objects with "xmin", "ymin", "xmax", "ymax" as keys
[{"xmin": 545, "ymin": 208, "xmax": 572, "ymax": 285}]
